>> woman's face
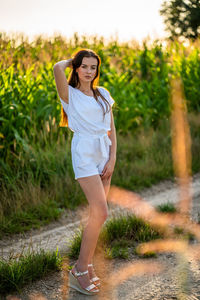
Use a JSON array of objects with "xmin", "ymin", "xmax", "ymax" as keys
[{"xmin": 76, "ymin": 56, "xmax": 98, "ymax": 84}]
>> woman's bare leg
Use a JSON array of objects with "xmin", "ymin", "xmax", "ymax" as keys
[
  {"xmin": 101, "ymin": 175, "xmax": 112, "ymax": 199},
  {"xmin": 71, "ymin": 174, "xmax": 108, "ymax": 290},
  {"xmin": 87, "ymin": 176, "xmax": 112, "ymax": 264},
  {"xmin": 87, "ymin": 176, "xmax": 112, "ymax": 285}
]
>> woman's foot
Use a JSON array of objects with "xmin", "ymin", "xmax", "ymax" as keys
[
  {"xmin": 71, "ymin": 263, "xmax": 99, "ymax": 292},
  {"xmin": 88, "ymin": 264, "xmax": 101, "ymax": 286}
]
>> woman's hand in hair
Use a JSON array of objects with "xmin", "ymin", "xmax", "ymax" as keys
[{"xmin": 54, "ymin": 59, "xmax": 73, "ymax": 72}]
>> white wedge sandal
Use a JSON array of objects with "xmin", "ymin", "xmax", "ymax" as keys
[
  {"xmin": 69, "ymin": 264, "xmax": 99, "ymax": 296},
  {"xmin": 88, "ymin": 263, "xmax": 101, "ymax": 286}
]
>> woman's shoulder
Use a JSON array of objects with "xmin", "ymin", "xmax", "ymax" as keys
[
  {"xmin": 97, "ymin": 86, "xmax": 115, "ymax": 106},
  {"xmin": 96, "ymin": 86, "xmax": 110, "ymax": 95},
  {"xmin": 68, "ymin": 85, "xmax": 80, "ymax": 98},
  {"xmin": 68, "ymin": 85, "xmax": 76, "ymax": 91}
]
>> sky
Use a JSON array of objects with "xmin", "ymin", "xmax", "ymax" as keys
[{"xmin": 0, "ymin": 0, "xmax": 167, "ymax": 43}]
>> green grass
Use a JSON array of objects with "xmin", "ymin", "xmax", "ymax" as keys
[
  {"xmin": 0, "ymin": 115, "xmax": 200, "ymax": 237},
  {"xmin": 134, "ymin": 247, "xmax": 157, "ymax": 258},
  {"xmin": 67, "ymin": 213, "xmax": 162, "ymax": 260},
  {"xmin": 1, "ymin": 32, "xmax": 200, "ymax": 236},
  {"xmin": 105, "ymin": 244, "xmax": 129, "ymax": 259},
  {"xmin": 0, "ymin": 248, "xmax": 62, "ymax": 295},
  {"xmin": 0, "ymin": 212, "xmax": 159, "ymax": 296},
  {"xmin": 100, "ymin": 213, "xmax": 161, "ymax": 243},
  {"xmin": 67, "ymin": 226, "xmax": 84, "ymax": 259},
  {"xmin": 1, "ymin": 32, "xmax": 200, "ymax": 296},
  {"xmin": 198, "ymin": 213, "xmax": 200, "ymax": 224},
  {"xmin": 113, "ymin": 119, "xmax": 174, "ymax": 191},
  {"xmin": 0, "ymin": 199, "xmax": 64, "ymax": 238},
  {"xmin": 1, "ymin": 35, "xmax": 200, "ymax": 237},
  {"xmin": 67, "ymin": 212, "xmax": 198, "ymax": 261},
  {"xmin": 173, "ymin": 226, "xmax": 196, "ymax": 241},
  {"xmin": 156, "ymin": 202, "xmax": 177, "ymax": 213},
  {"xmin": 0, "ymin": 210, "xmax": 197, "ymax": 295},
  {"xmin": 0, "ymin": 139, "xmax": 87, "ymax": 237}
]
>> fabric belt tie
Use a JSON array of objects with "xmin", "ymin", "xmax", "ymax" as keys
[{"xmin": 73, "ymin": 132, "xmax": 112, "ymax": 159}]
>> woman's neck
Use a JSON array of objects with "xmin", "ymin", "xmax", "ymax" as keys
[{"xmin": 78, "ymin": 81, "xmax": 91, "ymax": 92}]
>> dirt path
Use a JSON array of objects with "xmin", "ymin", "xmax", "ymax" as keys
[{"xmin": 2, "ymin": 173, "xmax": 200, "ymax": 299}]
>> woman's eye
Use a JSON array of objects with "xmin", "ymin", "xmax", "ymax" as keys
[{"xmin": 81, "ymin": 65, "xmax": 96, "ymax": 70}]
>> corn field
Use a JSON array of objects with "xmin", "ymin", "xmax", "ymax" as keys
[
  {"xmin": 1, "ymin": 32, "xmax": 200, "ymax": 229},
  {"xmin": 1, "ymin": 32, "xmax": 200, "ymax": 162}
]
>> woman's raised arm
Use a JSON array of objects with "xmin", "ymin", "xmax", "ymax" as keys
[{"xmin": 53, "ymin": 59, "xmax": 73, "ymax": 104}]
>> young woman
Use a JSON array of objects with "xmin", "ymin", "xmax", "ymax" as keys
[{"xmin": 53, "ymin": 49, "xmax": 117, "ymax": 296}]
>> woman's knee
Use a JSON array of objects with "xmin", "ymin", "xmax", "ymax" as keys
[{"xmin": 90, "ymin": 205, "xmax": 108, "ymax": 224}]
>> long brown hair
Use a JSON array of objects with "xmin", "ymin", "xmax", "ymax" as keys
[{"xmin": 59, "ymin": 48, "xmax": 112, "ymax": 127}]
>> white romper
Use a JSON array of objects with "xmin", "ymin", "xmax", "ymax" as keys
[{"xmin": 60, "ymin": 85, "xmax": 115, "ymax": 180}]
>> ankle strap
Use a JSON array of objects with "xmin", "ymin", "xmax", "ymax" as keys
[
  {"xmin": 88, "ymin": 263, "xmax": 93, "ymax": 267},
  {"xmin": 75, "ymin": 269, "xmax": 88, "ymax": 276}
]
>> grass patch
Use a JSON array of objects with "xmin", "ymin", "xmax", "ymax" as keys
[
  {"xmin": 113, "ymin": 121, "xmax": 174, "ymax": 191},
  {"xmin": 156, "ymin": 202, "xmax": 177, "ymax": 213},
  {"xmin": 189, "ymin": 113, "xmax": 200, "ymax": 173},
  {"xmin": 100, "ymin": 213, "xmax": 161, "ymax": 243},
  {"xmin": 0, "ymin": 199, "xmax": 64, "ymax": 238},
  {"xmin": 67, "ymin": 213, "xmax": 162, "ymax": 260},
  {"xmin": 105, "ymin": 245, "xmax": 129, "ymax": 259},
  {"xmin": 197, "ymin": 212, "xmax": 200, "ymax": 224},
  {"xmin": 0, "ymin": 141, "xmax": 87, "ymax": 237},
  {"xmin": 173, "ymin": 226, "xmax": 196, "ymax": 241},
  {"xmin": 134, "ymin": 247, "xmax": 157, "ymax": 258},
  {"xmin": 67, "ymin": 226, "xmax": 84, "ymax": 259},
  {"xmin": 0, "ymin": 116, "xmax": 200, "ymax": 236},
  {"xmin": 0, "ymin": 211, "xmax": 196, "ymax": 295},
  {"xmin": 0, "ymin": 248, "xmax": 62, "ymax": 295}
]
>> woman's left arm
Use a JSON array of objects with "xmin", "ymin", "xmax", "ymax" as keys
[
  {"xmin": 100, "ymin": 110, "xmax": 117, "ymax": 180},
  {"xmin": 108, "ymin": 110, "xmax": 117, "ymax": 163}
]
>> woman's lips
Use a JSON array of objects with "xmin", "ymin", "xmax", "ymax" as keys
[{"xmin": 85, "ymin": 76, "xmax": 91, "ymax": 78}]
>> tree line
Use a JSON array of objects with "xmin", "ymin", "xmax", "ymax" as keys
[{"xmin": 160, "ymin": 0, "xmax": 200, "ymax": 41}]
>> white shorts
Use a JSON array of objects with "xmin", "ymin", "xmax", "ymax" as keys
[{"xmin": 71, "ymin": 132, "xmax": 112, "ymax": 180}]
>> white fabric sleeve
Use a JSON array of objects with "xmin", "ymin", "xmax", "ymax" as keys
[
  {"xmin": 60, "ymin": 98, "xmax": 68, "ymax": 115},
  {"xmin": 100, "ymin": 87, "xmax": 115, "ymax": 107},
  {"xmin": 59, "ymin": 85, "xmax": 74, "ymax": 115},
  {"xmin": 107, "ymin": 90, "xmax": 115, "ymax": 107}
]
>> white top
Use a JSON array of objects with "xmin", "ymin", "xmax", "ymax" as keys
[{"xmin": 59, "ymin": 85, "xmax": 115, "ymax": 135}]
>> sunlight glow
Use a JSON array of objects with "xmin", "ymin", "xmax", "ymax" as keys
[{"xmin": 0, "ymin": 0, "xmax": 166, "ymax": 43}]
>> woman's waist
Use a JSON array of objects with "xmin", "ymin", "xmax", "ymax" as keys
[
  {"xmin": 72, "ymin": 131, "xmax": 112, "ymax": 158},
  {"xmin": 73, "ymin": 131, "xmax": 109, "ymax": 139}
]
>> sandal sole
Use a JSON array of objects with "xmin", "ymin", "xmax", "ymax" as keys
[{"xmin": 68, "ymin": 271, "xmax": 99, "ymax": 296}]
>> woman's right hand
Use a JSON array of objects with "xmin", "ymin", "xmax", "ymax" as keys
[{"xmin": 54, "ymin": 59, "xmax": 72, "ymax": 71}]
